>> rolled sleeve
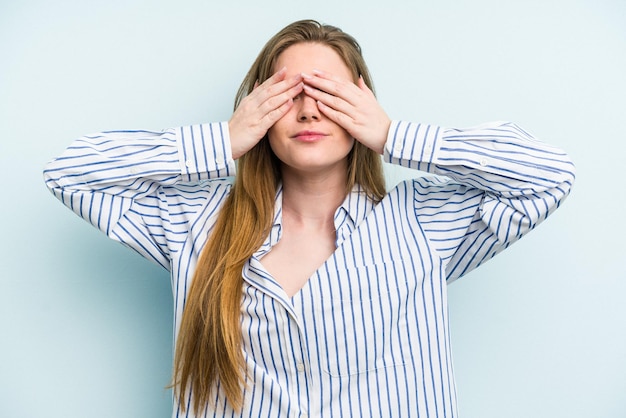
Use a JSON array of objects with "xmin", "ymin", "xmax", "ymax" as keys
[
  {"xmin": 177, "ymin": 121, "xmax": 236, "ymax": 181},
  {"xmin": 384, "ymin": 120, "xmax": 442, "ymax": 171}
]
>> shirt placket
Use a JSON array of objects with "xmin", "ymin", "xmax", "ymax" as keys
[
  {"xmin": 243, "ymin": 257, "xmax": 312, "ymax": 418},
  {"xmin": 285, "ymin": 311, "xmax": 312, "ymax": 418}
]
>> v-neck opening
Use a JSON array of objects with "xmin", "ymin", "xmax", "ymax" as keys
[{"xmin": 245, "ymin": 185, "xmax": 378, "ymax": 305}]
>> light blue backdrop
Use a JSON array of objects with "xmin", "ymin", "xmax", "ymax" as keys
[{"xmin": 1, "ymin": 0, "xmax": 624, "ymax": 417}]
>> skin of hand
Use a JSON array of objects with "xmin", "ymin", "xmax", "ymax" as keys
[
  {"xmin": 300, "ymin": 69, "xmax": 391, "ymax": 155},
  {"xmin": 228, "ymin": 68, "xmax": 304, "ymax": 160}
]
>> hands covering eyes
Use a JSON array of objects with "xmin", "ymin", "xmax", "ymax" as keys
[
  {"xmin": 228, "ymin": 67, "xmax": 390, "ymax": 159},
  {"xmin": 300, "ymin": 69, "xmax": 390, "ymax": 155}
]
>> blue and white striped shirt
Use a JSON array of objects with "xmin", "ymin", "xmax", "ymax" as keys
[{"xmin": 44, "ymin": 120, "xmax": 575, "ymax": 417}]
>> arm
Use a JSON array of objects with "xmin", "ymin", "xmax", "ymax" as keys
[
  {"xmin": 301, "ymin": 71, "xmax": 575, "ymax": 281},
  {"xmin": 385, "ymin": 120, "xmax": 575, "ymax": 281},
  {"xmin": 43, "ymin": 122, "xmax": 235, "ymax": 269},
  {"xmin": 44, "ymin": 70, "xmax": 303, "ymax": 269}
]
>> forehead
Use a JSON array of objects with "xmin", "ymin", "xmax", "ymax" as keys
[{"xmin": 274, "ymin": 43, "xmax": 353, "ymax": 79}]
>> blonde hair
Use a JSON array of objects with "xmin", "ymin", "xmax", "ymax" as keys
[{"xmin": 172, "ymin": 19, "xmax": 386, "ymax": 414}]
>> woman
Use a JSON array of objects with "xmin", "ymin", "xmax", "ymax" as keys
[{"xmin": 44, "ymin": 19, "xmax": 575, "ymax": 417}]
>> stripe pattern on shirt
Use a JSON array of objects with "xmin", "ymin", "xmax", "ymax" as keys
[{"xmin": 43, "ymin": 120, "xmax": 575, "ymax": 417}]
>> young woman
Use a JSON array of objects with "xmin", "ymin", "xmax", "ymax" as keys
[{"xmin": 44, "ymin": 19, "xmax": 575, "ymax": 418}]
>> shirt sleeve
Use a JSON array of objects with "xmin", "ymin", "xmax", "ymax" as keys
[
  {"xmin": 384, "ymin": 120, "xmax": 576, "ymax": 282},
  {"xmin": 43, "ymin": 122, "xmax": 235, "ymax": 270}
]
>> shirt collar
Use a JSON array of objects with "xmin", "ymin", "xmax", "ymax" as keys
[{"xmin": 254, "ymin": 183, "xmax": 375, "ymax": 258}]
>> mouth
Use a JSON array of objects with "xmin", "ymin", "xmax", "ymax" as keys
[{"xmin": 292, "ymin": 130, "xmax": 328, "ymax": 142}]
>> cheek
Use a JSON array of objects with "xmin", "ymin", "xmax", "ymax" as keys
[
  {"xmin": 266, "ymin": 129, "xmax": 283, "ymax": 158},
  {"xmin": 266, "ymin": 110, "xmax": 291, "ymax": 139},
  {"xmin": 267, "ymin": 124, "xmax": 281, "ymax": 144},
  {"xmin": 342, "ymin": 133, "xmax": 356, "ymax": 148}
]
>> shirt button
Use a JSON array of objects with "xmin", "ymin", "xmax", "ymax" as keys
[
  {"xmin": 480, "ymin": 158, "xmax": 488, "ymax": 166},
  {"xmin": 296, "ymin": 363, "xmax": 305, "ymax": 372},
  {"xmin": 185, "ymin": 159, "xmax": 192, "ymax": 168},
  {"xmin": 394, "ymin": 144, "xmax": 403, "ymax": 153},
  {"xmin": 129, "ymin": 167, "xmax": 138, "ymax": 175}
]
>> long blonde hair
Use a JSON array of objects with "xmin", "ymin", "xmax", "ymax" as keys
[{"xmin": 172, "ymin": 19, "xmax": 386, "ymax": 414}]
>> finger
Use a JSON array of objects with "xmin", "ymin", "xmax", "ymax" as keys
[
  {"xmin": 263, "ymin": 66, "xmax": 287, "ymax": 85},
  {"xmin": 260, "ymin": 67, "xmax": 304, "ymax": 92},
  {"xmin": 302, "ymin": 70, "xmax": 362, "ymax": 105},
  {"xmin": 315, "ymin": 99, "xmax": 356, "ymax": 133},
  {"xmin": 262, "ymin": 97, "xmax": 295, "ymax": 126},
  {"xmin": 357, "ymin": 75, "xmax": 376, "ymax": 97},
  {"xmin": 256, "ymin": 82, "xmax": 303, "ymax": 127},
  {"xmin": 250, "ymin": 71, "xmax": 302, "ymax": 105},
  {"xmin": 246, "ymin": 67, "xmax": 287, "ymax": 100},
  {"xmin": 302, "ymin": 83, "xmax": 357, "ymax": 120}
]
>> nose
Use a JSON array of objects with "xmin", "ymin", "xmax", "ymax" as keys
[{"xmin": 296, "ymin": 93, "xmax": 321, "ymax": 122}]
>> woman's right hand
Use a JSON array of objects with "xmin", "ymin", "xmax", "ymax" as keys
[{"xmin": 228, "ymin": 68, "xmax": 303, "ymax": 159}]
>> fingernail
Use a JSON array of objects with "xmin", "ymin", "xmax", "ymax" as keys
[{"xmin": 301, "ymin": 72, "xmax": 312, "ymax": 80}]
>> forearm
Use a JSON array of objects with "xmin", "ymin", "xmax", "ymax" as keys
[
  {"xmin": 43, "ymin": 121, "xmax": 236, "ymax": 260},
  {"xmin": 384, "ymin": 120, "xmax": 575, "ymax": 200},
  {"xmin": 44, "ymin": 122, "xmax": 235, "ymax": 196},
  {"xmin": 386, "ymin": 120, "xmax": 576, "ymax": 281}
]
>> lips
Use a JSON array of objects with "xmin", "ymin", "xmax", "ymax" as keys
[{"xmin": 292, "ymin": 130, "xmax": 328, "ymax": 142}]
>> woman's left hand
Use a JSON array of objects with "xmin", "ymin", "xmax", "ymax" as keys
[{"xmin": 301, "ymin": 70, "xmax": 391, "ymax": 154}]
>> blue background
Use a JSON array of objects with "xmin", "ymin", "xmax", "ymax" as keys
[{"xmin": 1, "ymin": 0, "xmax": 625, "ymax": 416}]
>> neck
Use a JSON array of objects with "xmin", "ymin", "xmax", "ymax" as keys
[{"xmin": 280, "ymin": 166, "xmax": 348, "ymax": 227}]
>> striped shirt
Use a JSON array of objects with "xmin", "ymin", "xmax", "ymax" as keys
[{"xmin": 44, "ymin": 120, "xmax": 575, "ymax": 417}]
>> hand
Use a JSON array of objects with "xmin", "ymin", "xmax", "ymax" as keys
[
  {"xmin": 301, "ymin": 70, "xmax": 391, "ymax": 154},
  {"xmin": 228, "ymin": 68, "xmax": 303, "ymax": 159}
]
